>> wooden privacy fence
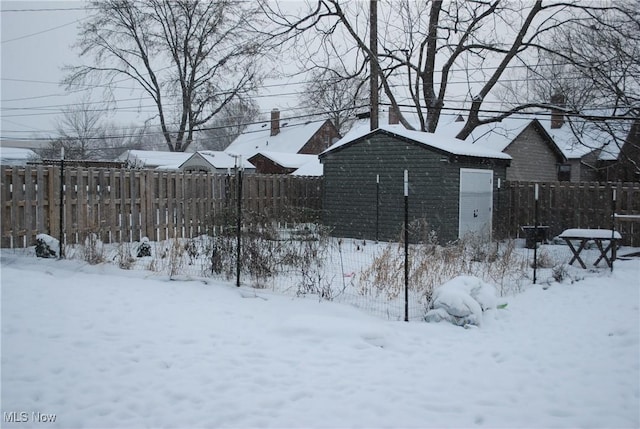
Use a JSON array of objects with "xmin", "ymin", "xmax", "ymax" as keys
[
  {"xmin": 1, "ymin": 166, "xmax": 323, "ymax": 248},
  {"xmin": 496, "ymin": 181, "xmax": 640, "ymax": 246},
  {"xmin": 3, "ymin": 166, "xmax": 639, "ymax": 249}
]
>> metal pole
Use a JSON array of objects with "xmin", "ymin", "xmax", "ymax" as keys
[
  {"xmin": 533, "ymin": 183, "xmax": 539, "ymax": 284},
  {"xmin": 369, "ymin": 0, "xmax": 379, "ymax": 130},
  {"xmin": 404, "ymin": 169, "xmax": 409, "ymax": 322},
  {"xmin": 611, "ymin": 187, "xmax": 616, "ymax": 272},
  {"xmin": 376, "ymin": 174, "xmax": 380, "ymax": 242},
  {"xmin": 236, "ymin": 159, "xmax": 243, "ymax": 287},
  {"xmin": 496, "ymin": 178, "xmax": 501, "ymax": 253},
  {"xmin": 493, "ymin": 177, "xmax": 501, "ymax": 252},
  {"xmin": 59, "ymin": 147, "xmax": 65, "ymax": 259}
]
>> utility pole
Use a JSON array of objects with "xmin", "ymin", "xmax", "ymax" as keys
[{"xmin": 369, "ymin": 0, "xmax": 379, "ymax": 131}]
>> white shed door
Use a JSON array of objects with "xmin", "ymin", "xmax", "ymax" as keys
[{"xmin": 459, "ymin": 169, "xmax": 493, "ymax": 240}]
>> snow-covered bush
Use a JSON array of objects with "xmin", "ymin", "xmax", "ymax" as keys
[
  {"xmin": 424, "ymin": 276, "xmax": 497, "ymax": 327},
  {"xmin": 136, "ymin": 237, "xmax": 152, "ymax": 258},
  {"xmin": 35, "ymin": 234, "xmax": 58, "ymax": 258}
]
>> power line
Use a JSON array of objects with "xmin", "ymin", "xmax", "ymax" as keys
[
  {"xmin": 2, "ymin": 101, "xmax": 635, "ymax": 143},
  {"xmin": 1, "ymin": 18, "xmax": 84, "ymax": 44},
  {"xmin": 1, "ymin": 7, "xmax": 98, "ymax": 13},
  {"xmin": 1, "ymin": 57, "xmax": 625, "ymax": 103}
]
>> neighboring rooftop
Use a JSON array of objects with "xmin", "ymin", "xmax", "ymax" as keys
[
  {"xmin": 251, "ymin": 151, "xmax": 318, "ymax": 169},
  {"xmin": 225, "ymin": 113, "xmax": 331, "ymax": 158},
  {"xmin": 117, "ymin": 150, "xmax": 193, "ymax": 169},
  {"xmin": 291, "ymin": 158, "xmax": 323, "ymax": 176},
  {"xmin": 191, "ymin": 151, "xmax": 254, "ymax": 170}
]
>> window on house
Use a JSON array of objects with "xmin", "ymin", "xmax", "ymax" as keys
[{"xmin": 558, "ymin": 164, "xmax": 571, "ymax": 181}]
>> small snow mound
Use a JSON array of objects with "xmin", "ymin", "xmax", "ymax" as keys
[{"xmin": 425, "ymin": 276, "xmax": 497, "ymax": 327}]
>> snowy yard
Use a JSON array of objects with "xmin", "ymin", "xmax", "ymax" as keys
[{"xmin": 1, "ymin": 247, "xmax": 639, "ymax": 428}]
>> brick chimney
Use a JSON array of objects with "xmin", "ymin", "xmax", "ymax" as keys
[
  {"xmin": 388, "ymin": 105, "xmax": 400, "ymax": 125},
  {"xmin": 550, "ymin": 93, "xmax": 565, "ymax": 129},
  {"xmin": 270, "ymin": 108, "xmax": 280, "ymax": 136}
]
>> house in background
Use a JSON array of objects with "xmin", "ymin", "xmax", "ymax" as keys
[
  {"xmin": 118, "ymin": 150, "xmax": 193, "ymax": 169},
  {"xmin": 319, "ymin": 125, "xmax": 511, "ymax": 243},
  {"xmin": 117, "ymin": 149, "xmax": 254, "ymax": 173},
  {"xmin": 443, "ymin": 117, "xmax": 567, "ymax": 182},
  {"xmin": 224, "ymin": 108, "xmax": 341, "ymax": 175},
  {"xmin": 534, "ymin": 98, "xmax": 633, "ymax": 183},
  {"xmin": 437, "ymin": 103, "xmax": 629, "ymax": 183},
  {"xmin": 599, "ymin": 118, "xmax": 640, "ymax": 182},
  {"xmin": 178, "ymin": 151, "xmax": 255, "ymax": 173}
]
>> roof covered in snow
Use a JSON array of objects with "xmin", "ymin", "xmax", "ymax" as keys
[
  {"xmin": 540, "ymin": 120, "xmax": 627, "ymax": 161},
  {"xmin": 292, "ymin": 159, "xmax": 323, "ymax": 176},
  {"xmin": 0, "ymin": 147, "xmax": 40, "ymax": 165},
  {"xmin": 188, "ymin": 151, "xmax": 255, "ymax": 170},
  {"xmin": 321, "ymin": 124, "xmax": 511, "ymax": 160},
  {"xmin": 118, "ymin": 150, "xmax": 193, "ymax": 169},
  {"xmin": 225, "ymin": 119, "xmax": 329, "ymax": 158},
  {"xmin": 434, "ymin": 113, "xmax": 629, "ymax": 162},
  {"xmin": 251, "ymin": 151, "xmax": 318, "ymax": 169}
]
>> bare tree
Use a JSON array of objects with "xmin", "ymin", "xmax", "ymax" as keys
[
  {"xmin": 42, "ymin": 96, "xmax": 104, "ymax": 160},
  {"xmin": 201, "ymin": 98, "xmax": 261, "ymax": 151},
  {"xmin": 500, "ymin": 1, "xmax": 639, "ymax": 172},
  {"xmin": 94, "ymin": 122, "xmax": 156, "ymax": 159},
  {"xmin": 298, "ymin": 67, "xmax": 368, "ymax": 134},
  {"xmin": 43, "ymin": 105, "xmax": 153, "ymax": 160},
  {"xmin": 64, "ymin": 0, "xmax": 267, "ymax": 152},
  {"xmin": 260, "ymin": 0, "xmax": 636, "ymax": 140}
]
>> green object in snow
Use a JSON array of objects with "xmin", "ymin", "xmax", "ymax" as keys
[{"xmin": 497, "ymin": 303, "xmax": 508, "ymax": 309}]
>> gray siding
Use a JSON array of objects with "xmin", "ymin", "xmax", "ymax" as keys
[
  {"xmin": 578, "ymin": 150, "xmax": 600, "ymax": 182},
  {"xmin": 322, "ymin": 133, "xmax": 506, "ymax": 243},
  {"xmin": 504, "ymin": 124, "xmax": 560, "ymax": 181}
]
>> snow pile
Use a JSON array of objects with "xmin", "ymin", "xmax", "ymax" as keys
[{"xmin": 425, "ymin": 275, "xmax": 497, "ymax": 326}]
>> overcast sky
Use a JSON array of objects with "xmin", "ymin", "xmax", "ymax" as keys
[
  {"xmin": 1, "ymin": 1, "xmax": 95, "ymax": 141},
  {"xmin": 0, "ymin": 0, "xmax": 303, "ymax": 144}
]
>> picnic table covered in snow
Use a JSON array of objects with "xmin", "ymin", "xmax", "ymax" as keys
[{"xmin": 559, "ymin": 229, "xmax": 622, "ymax": 269}]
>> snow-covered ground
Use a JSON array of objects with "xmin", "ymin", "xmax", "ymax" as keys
[{"xmin": 1, "ymin": 249, "xmax": 639, "ymax": 428}]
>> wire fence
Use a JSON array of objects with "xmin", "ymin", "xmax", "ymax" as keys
[{"xmin": 28, "ymin": 215, "xmax": 626, "ymax": 322}]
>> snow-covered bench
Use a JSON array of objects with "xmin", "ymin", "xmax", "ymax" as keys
[{"xmin": 558, "ymin": 229, "xmax": 622, "ymax": 269}]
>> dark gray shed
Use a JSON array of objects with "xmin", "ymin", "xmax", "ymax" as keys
[{"xmin": 319, "ymin": 125, "xmax": 511, "ymax": 243}]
